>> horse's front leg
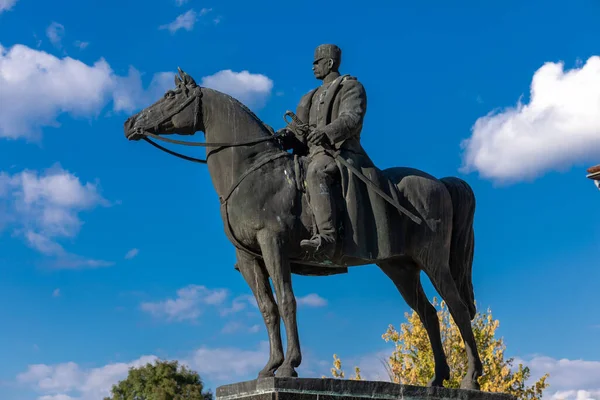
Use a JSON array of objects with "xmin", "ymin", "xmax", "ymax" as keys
[
  {"xmin": 257, "ymin": 230, "xmax": 301, "ymax": 377},
  {"xmin": 236, "ymin": 250, "xmax": 284, "ymax": 377}
]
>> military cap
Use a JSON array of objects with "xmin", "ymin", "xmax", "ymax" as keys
[{"xmin": 314, "ymin": 44, "xmax": 342, "ymax": 63}]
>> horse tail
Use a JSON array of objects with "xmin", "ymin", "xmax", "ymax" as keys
[{"xmin": 440, "ymin": 176, "xmax": 477, "ymax": 320}]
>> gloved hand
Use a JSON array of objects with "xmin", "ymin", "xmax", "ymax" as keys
[{"xmin": 307, "ymin": 128, "xmax": 329, "ymax": 145}]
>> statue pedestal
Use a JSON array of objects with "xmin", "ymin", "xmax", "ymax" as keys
[{"xmin": 216, "ymin": 378, "xmax": 516, "ymax": 400}]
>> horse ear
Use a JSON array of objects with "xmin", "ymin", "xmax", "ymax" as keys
[
  {"xmin": 186, "ymin": 74, "xmax": 198, "ymax": 87},
  {"xmin": 175, "ymin": 74, "xmax": 183, "ymax": 86},
  {"xmin": 177, "ymin": 67, "xmax": 197, "ymax": 87}
]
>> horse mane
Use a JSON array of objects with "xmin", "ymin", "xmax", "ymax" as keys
[{"xmin": 202, "ymin": 87, "xmax": 275, "ymax": 137}]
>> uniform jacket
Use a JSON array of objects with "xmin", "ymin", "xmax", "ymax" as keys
[
  {"xmin": 295, "ymin": 74, "xmax": 368, "ymax": 154},
  {"xmin": 294, "ymin": 75, "xmax": 403, "ymax": 264}
]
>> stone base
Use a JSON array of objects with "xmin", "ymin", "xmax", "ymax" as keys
[{"xmin": 216, "ymin": 378, "xmax": 516, "ymax": 400}]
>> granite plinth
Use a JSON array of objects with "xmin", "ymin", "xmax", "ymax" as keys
[{"xmin": 216, "ymin": 378, "xmax": 516, "ymax": 400}]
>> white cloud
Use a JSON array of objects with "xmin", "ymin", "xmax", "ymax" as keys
[
  {"xmin": 19, "ymin": 167, "xmax": 104, "ymax": 211},
  {"xmin": 515, "ymin": 356, "xmax": 600, "ymax": 400},
  {"xmin": 73, "ymin": 40, "xmax": 89, "ymax": 50},
  {"xmin": 142, "ymin": 286, "xmax": 327, "ymax": 322},
  {"xmin": 0, "ymin": 164, "xmax": 113, "ymax": 268},
  {"xmin": 0, "ymin": 43, "xmax": 173, "ymax": 140},
  {"xmin": 0, "ymin": 0, "xmax": 18, "ymax": 13},
  {"xmin": 52, "ymin": 288, "xmax": 61, "ymax": 297},
  {"xmin": 141, "ymin": 285, "xmax": 229, "ymax": 322},
  {"xmin": 124, "ymin": 248, "xmax": 139, "ymax": 259},
  {"xmin": 185, "ymin": 342, "xmax": 269, "ymax": 381},
  {"xmin": 0, "ymin": 43, "xmax": 275, "ymax": 140},
  {"xmin": 112, "ymin": 67, "xmax": 173, "ymax": 113},
  {"xmin": 0, "ymin": 43, "xmax": 113, "ymax": 140},
  {"xmin": 159, "ymin": 10, "xmax": 198, "ymax": 33},
  {"xmin": 26, "ymin": 231, "xmax": 66, "ymax": 256},
  {"xmin": 51, "ymin": 256, "xmax": 113, "ymax": 269},
  {"xmin": 141, "ymin": 286, "xmax": 264, "ymax": 324},
  {"xmin": 16, "ymin": 343, "xmax": 276, "ymax": 399},
  {"xmin": 221, "ymin": 321, "xmax": 262, "ymax": 334},
  {"xmin": 17, "ymin": 355, "xmax": 158, "ymax": 400},
  {"xmin": 221, "ymin": 321, "xmax": 243, "ymax": 334},
  {"xmin": 17, "ymin": 349, "xmax": 600, "ymax": 400},
  {"xmin": 46, "ymin": 22, "xmax": 65, "ymax": 47},
  {"xmin": 199, "ymin": 7, "xmax": 212, "ymax": 16},
  {"xmin": 219, "ymin": 294, "xmax": 257, "ymax": 316},
  {"xmin": 296, "ymin": 293, "xmax": 327, "ymax": 307},
  {"xmin": 462, "ymin": 56, "xmax": 600, "ymax": 184},
  {"xmin": 186, "ymin": 343, "xmax": 349, "ymax": 384},
  {"xmin": 175, "ymin": 0, "xmax": 189, "ymax": 5},
  {"xmin": 39, "ymin": 395, "xmax": 76, "ymax": 400},
  {"xmin": 201, "ymin": 69, "xmax": 273, "ymax": 109},
  {"xmin": 552, "ymin": 390, "xmax": 600, "ymax": 400}
]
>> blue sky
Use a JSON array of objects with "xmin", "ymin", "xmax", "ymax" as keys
[{"xmin": 1, "ymin": 0, "xmax": 600, "ymax": 399}]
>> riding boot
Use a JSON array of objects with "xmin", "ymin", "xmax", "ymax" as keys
[{"xmin": 301, "ymin": 181, "xmax": 337, "ymax": 259}]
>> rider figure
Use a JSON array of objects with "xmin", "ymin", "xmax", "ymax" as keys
[{"xmin": 284, "ymin": 44, "xmax": 368, "ymax": 258}]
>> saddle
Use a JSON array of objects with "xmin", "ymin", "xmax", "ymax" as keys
[{"xmin": 291, "ymin": 150, "xmax": 411, "ymax": 268}]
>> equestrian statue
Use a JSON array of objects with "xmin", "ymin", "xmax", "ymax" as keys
[{"xmin": 123, "ymin": 44, "xmax": 483, "ymax": 390}]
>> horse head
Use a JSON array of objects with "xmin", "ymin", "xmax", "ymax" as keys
[{"xmin": 124, "ymin": 68, "xmax": 202, "ymax": 141}]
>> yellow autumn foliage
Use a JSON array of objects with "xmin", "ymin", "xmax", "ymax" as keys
[
  {"xmin": 324, "ymin": 354, "xmax": 362, "ymax": 380},
  {"xmin": 330, "ymin": 298, "xmax": 549, "ymax": 400}
]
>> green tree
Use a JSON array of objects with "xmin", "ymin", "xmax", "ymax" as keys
[
  {"xmin": 331, "ymin": 299, "xmax": 549, "ymax": 400},
  {"xmin": 104, "ymin": 359, "xmax": 213, "ymax": 400}
]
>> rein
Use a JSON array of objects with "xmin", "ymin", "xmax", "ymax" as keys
[
  {"xmin": 141, "ymin": 132, "xmax": 284, "ymax": 164},
  {"xmin": 138, "ymin": 86, "xmax": 286, "ymax": 163}
]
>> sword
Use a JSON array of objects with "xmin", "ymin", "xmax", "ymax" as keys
[
  {"xmin": 283, "ymin": 111, "xmax": 422, "ymax": 225},
  {"xmin": 333, "ymin": 152, "xmax": 422, "ymax": 225}
]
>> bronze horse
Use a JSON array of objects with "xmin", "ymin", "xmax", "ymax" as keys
[{"xmin": 123, "ymin": 69, "xmax": 483, "ymax": 390}]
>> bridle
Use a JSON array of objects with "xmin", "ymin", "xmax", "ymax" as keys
[
  {"xmin": 137, "ymin": 85, "xmax": 287, "ymax": 164},
  {"xmin": 134, "ymin": 89, "xmax": 423, "ymax": 225}
]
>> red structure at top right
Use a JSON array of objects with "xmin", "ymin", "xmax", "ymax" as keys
[{"xmin": 587, "ymin": 165, "xmax": 600, "ymax": 190}]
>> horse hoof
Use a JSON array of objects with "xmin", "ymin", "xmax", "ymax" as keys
[
  {"xmin": 275, "ymin": 365, "xmax": 298, "ymax": 378},
  {"xmin": 427, "ymin": 367, "xmax": 450, "ymax": 387},
  {"xmin": 427, "ymin": 377, "xmax": 445, "ymax": 387},
  {"xmin": 460, "ymin": 378, "xmax": 480, "ymax": 391},
  {"xmin": 258, "ymin": 369, "xmax": 275, "ymax": 379}
]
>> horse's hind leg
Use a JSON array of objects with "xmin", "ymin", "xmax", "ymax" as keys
[
  {"xmin": 257, "ymin": 231, "xmax": 301, "ymax": 377},
  {"xmin": 426, "ymin": 263, "xmax": 482, "ymax": 390},
  {"xmin": 236, "ymin": 250, "xmax": 284, "ymax": 377},
  {"xmin": 379, "ymin": 259, "xmax": 450, "ymax": 387}
]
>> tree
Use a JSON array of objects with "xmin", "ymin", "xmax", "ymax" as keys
[
  {"xmin": 326, "ymin": 354, "xmax": 362, "ymax": 380},
  {"xmin": 104, "ymin": 359, "xmax": 213, "ymax": 400},
  {"xmin": 330, "ymin": 299, "xmax": 549, "ymax": 400}
]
